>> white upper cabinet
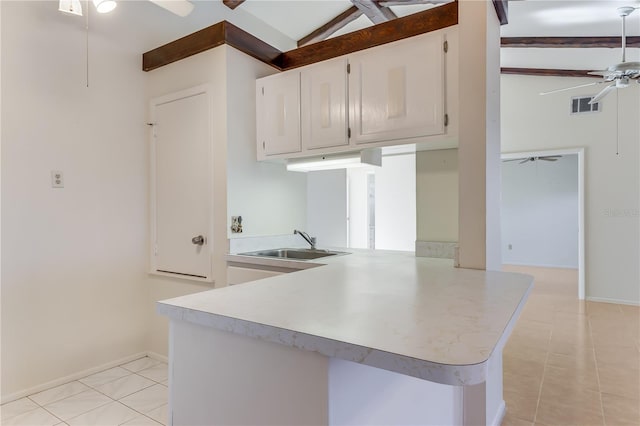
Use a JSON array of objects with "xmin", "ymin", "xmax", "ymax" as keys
[
  {"xmin": 256, "ymin": 72, "xmax": 301, "ymax": 158},
  {"xmin": 301, "ymin": 58, "xmax": 349, "ymax": 150},
  {"xmin": 349, "ymin": 33, "xmax": 445, "ymax": 145},
  {"xmin": 255, "ymin": 30, "xmax": 452, "ymax": 161}
]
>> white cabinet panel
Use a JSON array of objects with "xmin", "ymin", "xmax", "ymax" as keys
[
  {"xmin": 349, "ymin": 34, "xmax": 445, "ymax": 144},
  {"xmin": 227, "ymin": 266, "xmax": 283, "ymax": 285},
  {"xmin": 151, "ymin": 87, "xmax": 212, "ymax": 280},
  {"xmin": 301, "ymin": 58, "xmax": 348, "ymax": 150},
  {"xmin": 256, "ymin": 72, "xmax": 301, "ymax": 157}
]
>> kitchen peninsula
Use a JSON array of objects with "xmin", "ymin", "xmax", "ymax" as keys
[{"xmin": 158, "ymin": 249, "xmax": 532, "ymax": 425}]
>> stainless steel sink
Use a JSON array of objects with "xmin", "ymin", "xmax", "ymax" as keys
[{"xmin": 238, "ymin": 248, "xmax": 348, "ymax": 260}]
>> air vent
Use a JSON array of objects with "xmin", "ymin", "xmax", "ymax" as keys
[{"xmin": 571, "ymin": 96, "xmax": 600, "ymax": 114}]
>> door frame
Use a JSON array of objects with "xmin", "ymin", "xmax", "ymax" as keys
[
  {"xmin": 501, "ymin": 147, "xmax": 585, "ymax": 300},
  {"xmin": 149, "ymin": 84, "xmax": 214, "ymax": 282}
]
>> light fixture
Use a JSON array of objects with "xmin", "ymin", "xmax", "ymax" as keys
[
  {"xmin": 286, "ymin": 149, "xmax": 382, "ymax": 173},
  {"xmin": 93, "ymin": 0, "xmax": 117, "ymax": 14},
  {"xmin": 58, "ymin": 0, "xmax": 83, "ymax": 16}
]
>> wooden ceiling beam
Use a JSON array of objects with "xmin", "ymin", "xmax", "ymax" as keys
[
  {"xmin": 142, "ymin": 21, "xmax": 282, "ymax": 72},
  {"xmin": 378, "ymin": 0, "xmax": 449, "ymax": 6},
  {"xmin": 298, "ymin": 6, "xmax": 363, "ymax": 47},
  {"xmin": 501, "ymin": 68, "xmax": 602, "ymax": 79},
  {"xmin": 351, "ymin": 0, "xmax": 397, "ymax": 24},
  {"xmin": 222, "ymin": 0, "xmax": 245, "ymax": 10},
  {"xmin": 142, "ymin": 2, "xmax": 458, "ymax": 72},
  {"xmin": 492, "ymin": 0, "xmax": 508, "ymax": 25},
  {"xmin": 501, "ymin": 36, "xmax": 640, "ymax": 48},
  {"xmin": 281, "ymin": 1, "xmax": 457, "ymax": 69}
]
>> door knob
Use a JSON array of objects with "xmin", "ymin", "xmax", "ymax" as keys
[{"xmin": 192, "ymin": 235, "xmax": 205, "ymax": 246}]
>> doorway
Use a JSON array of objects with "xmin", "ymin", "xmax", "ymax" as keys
[{"xmin": 501, "ymin": 148, "xmax": 585, "ymax": 299}]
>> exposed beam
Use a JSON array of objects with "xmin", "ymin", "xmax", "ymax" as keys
[
  {"xmin": 501, "ymin": 36, "xmax": 640, "ymax": 48},
  {"xmin": 222, "ymin": 0, "xmax": 245, "ymax": 10},
  {"xmin": 142, "ymin": 21, "xmax": 282, "ymax": 72},
  {"xmin": 142, "ymin": 2, "xmax": 458, "ymax": 72},
  {"xmin": 501, "ymin": 68, "xmax": 602, "ymax": 78},
  {"xmin": 351, "ymin": 0, "xmax": 397, "ymax": 24},
  {"xmin": 298, "ymin": 6, "xmax": 363, "ymax": 47},
  {"xmin": 492, "ymin": 0, "xmax": 508, "ymax": 25},
  {"xmin": 378, "ymin": 0, "xmax": 450, "ymax": 5},
  {"xmin": 281, "ymin": 1, "xmax": 457, "ymax": 69}
]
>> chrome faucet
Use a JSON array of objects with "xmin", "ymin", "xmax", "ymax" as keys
[{"xmin": 294, "ymin": 229, "xmax": 316, "ymax": 249}]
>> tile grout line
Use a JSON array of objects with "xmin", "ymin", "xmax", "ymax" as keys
[
  {"xmin": 531, "ymin": 328, "xmax": 552, "ymax": 425},
  {"xmin": 587, "ymin": 312, "xmax": 606, "ymax": 426}
]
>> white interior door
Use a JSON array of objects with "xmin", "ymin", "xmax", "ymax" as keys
[{"xmin": 151, "ymin": 88, "xmax": 212, "ymax": 279}]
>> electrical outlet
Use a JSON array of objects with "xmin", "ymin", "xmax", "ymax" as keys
[
  {"xmin": 51, "ymin": 170, "xmax": 64, "ymax": 188},
  {"xmin": 231, "ymin": 216, "xmax": 243, "ymax": 233}
]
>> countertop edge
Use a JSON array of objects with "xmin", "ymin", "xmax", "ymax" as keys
[{"xmin": 157, "ymin": 300, "xmax": 491, "ymax": 386}]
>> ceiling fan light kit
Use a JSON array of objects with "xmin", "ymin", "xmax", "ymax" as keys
[
  {"xmin": 540, "ymin": 5, "xmax": 640, "ymax": 102},
  {"xmin": 58, "ymin": 0, "xmax": 116, "ymax": 16},
  {"xmin": 58, "ymin": 0, "xmax": 83, "ymax": 16},
  {"xmin": 93, "ymin": 0, "xmax": 117, "ymax": 14}
]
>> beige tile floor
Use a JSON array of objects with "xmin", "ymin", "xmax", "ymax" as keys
[
  {"xmin": 502, "ymin": 266, "xmax": 640, "ymax": 426},
  {"xmin": 1, "ymin": 357, "xmax": 168, "ymax": 426}
]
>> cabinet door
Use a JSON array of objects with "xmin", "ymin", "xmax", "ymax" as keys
[
  {"xmin": 349, "ymin": 34, "xmax": 445, "ymax": 144},
  {"xmin": 301, "ymin": 58, "xmax": 349, "ymax": 150},
  {"xmin": 227, "ymin": 266, "xmax": 283, "ymax": 285},
  {"xmin": 256, "ymin": 72, "xmax": 301, "ymax": 157},
  {"xmin": 151, "ymin": 87, "xmax": 212, "ymax": 281}
]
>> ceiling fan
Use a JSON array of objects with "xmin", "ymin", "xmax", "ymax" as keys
[
  {"xmin": 540, "ymin": 6, "xmax": 640, "ymax": 104},
  {"xmin": 59, "ymin": 0, "xmax": 194, "ymax": 17},
  {"xmin": 503, "ymin": 156, "xmax": 563, "ymax": 164}
]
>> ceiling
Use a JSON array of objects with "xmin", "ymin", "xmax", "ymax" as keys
[{"xmin": 44, "ymin": 0, "xmax": 640, "ymax": 65}]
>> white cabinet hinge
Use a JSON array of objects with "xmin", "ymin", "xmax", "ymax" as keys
[
  {"xmin": 261, "ymin": 87, "xmax": 264, "ymax": 95},
  {"xmin": 444, "ymin": 114, "xmax": 449, "ymax": 127},
  {"xmin": 347, "ymin": 63, "xmax": 351, "ymax": 74},
  {"xmin": 348, "ymin": 128, "xmax": 351, "ymax": 138},
  {"xmin": 154, "ymin": 243, "xmax": 158, "ymax": 256},
  {"xmin": 262, "ymin": 141, "xmax": 266, "ymax": 150},
  {"xmin": 443, "ymin": 40, "xmax": 448, "ymax": 53}
]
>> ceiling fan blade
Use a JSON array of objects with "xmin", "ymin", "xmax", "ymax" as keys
[
  {"xmin": 519, "ymin": 159, "xmax": 530, "ymax": 164},
  {"xmin": 589, "ymin": 84, "xmax": 616, "ymax": 104},
  {"xmin": 539, "ymin": 158, "xmax": 558, "ymax": 161},
  {"xmin": 502, "ymin": 158, "xmax": 524, "ymax": 162},
  {"xmin": 588, "ymin": 70, "xmax": 615, "ymax": 77},
  {"xmin": 540, "ymin": 81, "xmax": 602, "ymax": 96},
  {"xmin": 541, "ymin": 155, "xmax": 562, "ymax": 159},
  {"xmin": 148, "ymin": 0, "xmax": 194, "ymax": 17}
]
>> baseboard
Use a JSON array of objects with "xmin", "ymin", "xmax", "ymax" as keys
[
  {"xmin": 1, "ymin": 352, "xmax": 148, "ymax": 405},
  {"xmin": 146, "ymin": 351, "xmax": 168, "ymax": 363},
  {"xmin": 502, "ymin": 262, "xmax": 579, "ymax": 270},
  {"xmin": 587, "ymin": 296, "xmax": 640, "ymax": 306},
  {"xmin": 491, "ymin": 400, "xmax": 506, "ymax": 426}
]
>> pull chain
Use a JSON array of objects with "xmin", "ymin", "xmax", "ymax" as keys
[
  {"xmin": 616, "ymin": 89, "xmax": 620, "ymax": 156},
  {"xmin": 85, "ymin": 0, "xmax": 89, "ymax": 88}
]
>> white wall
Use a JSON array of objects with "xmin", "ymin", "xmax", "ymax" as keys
[
  {"xmin": 502, "ymin": 74, "xmax": 639, "ymax": 304},
  {"xmin": 309, "ymin": 154, "xmax": 416, "ymax": 251},
  {"xmin": 307, "ymin": 170, "xmax": 348, "ymax": 248},
  {"xmin": 502, "ymin": 155, "xmax": 579, "ymax": 268},
  {"xmin": 226, "ymin": 48, "xmax": 307, "ymax": 239},
  {"xmin": 348, "ymin": 169, "xmax": 370, "ymax": 249},
  {"xmin": 375, "ymin": 154, "xmax": 416, "ymax": 251},
  {"xmin": 1, "ymin": 2, "xmax": 148, "ymax": 398},
  {"xmin": 416, "ymin": 149, "xmax": 459, "ymax": 243}
]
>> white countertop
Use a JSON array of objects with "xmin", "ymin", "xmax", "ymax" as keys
[{"xmin": 158, "ymin": 249, "xmax": 533, "ymax": 386}]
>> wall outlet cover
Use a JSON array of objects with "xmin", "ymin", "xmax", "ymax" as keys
[{"xmin": 51, "ymin": 170, "xmax": 64, "ymax": 188}]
